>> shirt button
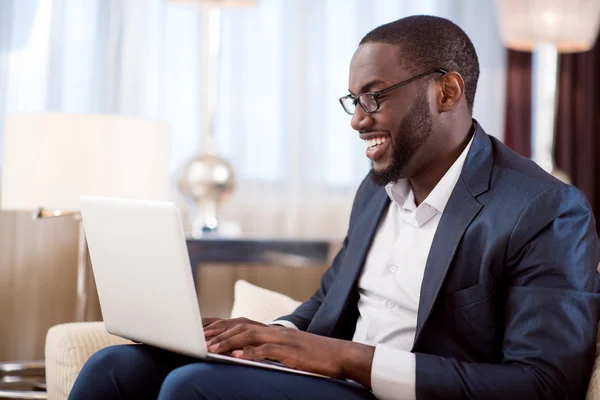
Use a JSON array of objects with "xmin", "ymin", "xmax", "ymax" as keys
[
  {"xmin": 386, "ymin": 300, "xmax": 395, "ymax": 308},
  {"xmin": 390, "ymin": 265, "xmax": 398, "ymax": 273}
]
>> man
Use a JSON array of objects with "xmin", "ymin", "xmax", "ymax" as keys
[{"xmin": 70, "ymin": 15, "xmax": 600, "ymax": 400}]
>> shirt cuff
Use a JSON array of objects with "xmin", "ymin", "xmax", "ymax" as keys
[
  {"xmin": 371, "ymin": 344, "xmax": 416, "ymax": 400},
  {"xmin": 267, "ymin": 320, "xmax": 299, "ymax": 329}
]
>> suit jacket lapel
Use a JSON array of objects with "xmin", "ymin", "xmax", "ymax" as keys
[
  {"xmin": 412, "ymin": 180, "xmax": 482, "ymax": 347},
  {"xmin": 307, "ymin": 186, "xmax": 389, "ymax": 337},
  {"xmin": 412, "ymin": 122, "xmax": 493, "ymax": 348}
]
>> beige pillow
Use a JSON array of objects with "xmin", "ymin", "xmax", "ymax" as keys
[{"xmin": 229, "ymin": 280, "xmax": 301, "ymax": 323}]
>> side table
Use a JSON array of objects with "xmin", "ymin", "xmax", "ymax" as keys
[{"xmin": 186, "ymin": 237, "xmax": 333, "ymax": 285}]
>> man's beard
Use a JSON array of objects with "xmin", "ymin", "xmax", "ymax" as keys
[{"xmin": 369, "ymin": 91, "xmax": 433, "ymax": 186}]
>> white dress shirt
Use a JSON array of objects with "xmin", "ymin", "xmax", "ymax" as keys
[
  {"xmin": 356, "ymin": 135, "xmax": 474, "ymax": 400},
  {"xmin": 274, "ymin": 135, "xmax": 474, "ymax": 399}
]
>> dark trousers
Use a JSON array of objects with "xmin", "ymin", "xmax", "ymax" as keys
[{"xmin": 68, "ymin": 344, "xmax": 378, "ymax": 399}]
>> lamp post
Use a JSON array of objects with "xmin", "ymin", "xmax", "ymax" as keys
[
  {"xmin": 167, "ymin": 0, "xmax": 257, "ymax": 236},
  {"xmin": 494, "ymin": 0, "xmax": 600, "ymax": 183}
]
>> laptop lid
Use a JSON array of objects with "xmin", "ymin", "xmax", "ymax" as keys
[{"xmin": 80, "ymin": 195, "xmax": 207, "ymax": 358}]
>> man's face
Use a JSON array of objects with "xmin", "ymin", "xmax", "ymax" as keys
[{"xmin": 348, "ymin": 43, "xmax": 434, "ymax": 186}]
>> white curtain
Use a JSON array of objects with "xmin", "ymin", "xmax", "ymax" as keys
[{"xmin": 0, "ymin": 0, "xmax": 506, "ymax": 239}]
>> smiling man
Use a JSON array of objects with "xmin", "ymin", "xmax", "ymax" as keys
[{"xmin": 70, "ymin": 15, "xmax": 600, "ymax": 400}]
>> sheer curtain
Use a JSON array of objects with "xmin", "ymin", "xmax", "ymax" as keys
[{"xmin": 0, "ymin": 0, "xmax": 506, "ymax": 239}]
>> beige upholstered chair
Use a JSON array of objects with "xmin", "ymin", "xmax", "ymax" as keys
[
  {"xmin": 45, "ymin": 281, "xmax": 301, "ymax": 400},
  {"xmin": 45, "ymin": 280, "xmax": 600, "ymax": 400}
]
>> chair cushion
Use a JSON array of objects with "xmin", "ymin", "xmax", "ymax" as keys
[
  {"xmin": 229, "ymin": 280, "xmax": 301, "ymax": 323},
  {"xmin": 45, "ymin": 322, "xmax": 133, "ymax": 400}
]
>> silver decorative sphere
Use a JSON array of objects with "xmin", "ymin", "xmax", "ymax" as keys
[{"xmin": 177, "ymin": 153, "xmax": 235, "ymax": 235}]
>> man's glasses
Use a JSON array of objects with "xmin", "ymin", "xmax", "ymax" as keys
[{"xmin": 339, "ymin": 68, "xmax": 447, "ymax": 115}]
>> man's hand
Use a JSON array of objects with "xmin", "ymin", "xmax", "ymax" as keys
[
  {"xmin": 205, "ymin": 323, "xmax": 375, "ymax": 388},
  {"xmin": 202, "ymin": 317, "xmax": 266, "ymax": 340}
]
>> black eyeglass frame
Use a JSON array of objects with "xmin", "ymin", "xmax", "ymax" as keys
[{"xmin": 339, "ymin": 68, "xmax": 448, "ymax": 115}]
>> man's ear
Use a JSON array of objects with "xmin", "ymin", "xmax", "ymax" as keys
[{"xmin": 436, "ymin": 72, "xmax": 465, "ymax": 112}]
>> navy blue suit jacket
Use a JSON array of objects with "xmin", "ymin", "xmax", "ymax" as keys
[{"xmin": 278, "ymin": 122, "xmax": 600, "ymax": 399}]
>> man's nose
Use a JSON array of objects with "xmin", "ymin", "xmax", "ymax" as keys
[{"xmin": 351, "ymin": 106, "xmax": 374, "ymax": 132}]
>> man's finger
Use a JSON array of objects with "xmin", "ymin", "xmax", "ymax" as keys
[
  {"xmin": 204, "ymin": 318, "xmax": 259, "ymax": 340},
  {"xmin": 233, "ymin": 343, "xmax": 288, "ymax": 364},
  {"xmin": 206, "ymin": 323, "xmax": 250, "ymax": 348},
  {"xmin": 232, "ymin": 345, "xmax": 256, "ymax": 358},
  {"xmin": 204, "ymin": 319, "xmax": 236, "ymax": 332},
  {"xmin": 202, "ymin": 317, "xmax": 222, "ymax": 327},
  {"xmin": 208, "ymin": 325, "xmax": 278, "ymax": 353},
  {"xmin": 204, "ymin": 327, "xmax": 227, "ymax": 339}
]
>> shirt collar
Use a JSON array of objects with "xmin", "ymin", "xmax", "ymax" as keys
[
  {"xmin": 385, "ymin": 133, "xmax": 475, "ymax": 216},
  {"xmin": 424, "ymin": 134, "xmax": 475, "ymax": 213}
]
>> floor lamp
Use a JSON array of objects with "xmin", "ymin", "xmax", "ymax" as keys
[
  {"xmin": 0, "ymin": 112, "xmax": 170, "ymax": 398},
  {"xmin": 167, "ymin": 0, "xmax": 256, "ymax": 236},
  {"xmin": 494, "ymin": 0, "xmax": 600, "ymax": 183}
]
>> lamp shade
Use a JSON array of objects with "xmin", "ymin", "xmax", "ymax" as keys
[
  {"xmin": 1, "ymin": 113, "xmax": 171, "ymax": 212},
  {"xmin": 494, "ymin": 0, "xmax": 600, "ymax": 52},
  {"xmin": 167, "ymin": 0, "xmax": 257, "ymax": 7}
]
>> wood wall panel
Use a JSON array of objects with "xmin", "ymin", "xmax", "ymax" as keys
[
  {"xmin": 195, "ymin": 264, "xmax": 329, "ymax": 318},
  {"xmin": 0, "ymin": 211, "xmax": 80, "ymax": 361}
]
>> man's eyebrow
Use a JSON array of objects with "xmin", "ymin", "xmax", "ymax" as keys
[{"xmin": 348, "ymin": 79, "xmax": 387, "ymax": 96}]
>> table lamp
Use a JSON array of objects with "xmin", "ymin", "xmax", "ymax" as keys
[
  {"xmin": 494, "ymin": 0, "xmax": 600, "ymax": 182},
  {"xmin": 167, "ymin": 0, "xmax": 256, "ymax": 235},
  {"xmin": 1, "ymin": 112, "xmax": 171, "ymax": 322}
]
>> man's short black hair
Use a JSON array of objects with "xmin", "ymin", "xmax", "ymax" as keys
[{"xmin": 360, "ymin": 15, "xmax": 480, "ymax": 114}]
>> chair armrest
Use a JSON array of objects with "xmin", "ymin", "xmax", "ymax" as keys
[
  {"xmin": 45, "ymin": 322, "xmax": 132, "ymax": 400},
  {"xmin": 587, "ymin": 361, "xmax": 600, "ymax": 400},
  {"xmin": 586, "ymin": 328, "xmax": 600, "ymax": 400}
]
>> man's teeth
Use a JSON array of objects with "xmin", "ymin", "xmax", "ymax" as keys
[{"xmin": 365, "ymin": 137, "xmax": 388, "ymax": 149}]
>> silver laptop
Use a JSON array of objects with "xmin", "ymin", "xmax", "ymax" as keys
[{"xmin": 80, "ymin": 195, "xmax": 324, "ymax": 378}]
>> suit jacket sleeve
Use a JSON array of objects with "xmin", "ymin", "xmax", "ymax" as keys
[
  {"xmin": 274, "ymin": 175, "xmax": 373, "ymax": 331},
  {"xmin": 416, "ymin": 184, "xmax": 600, "ymax": 399}
]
